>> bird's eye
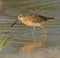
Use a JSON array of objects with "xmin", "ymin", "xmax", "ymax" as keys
[
  {"xmin": 19, "ymin": 15, "xmax": 22, "ymax": 17},
  {"xmin": 20, "ymin": 14, "xmax": 25, "ymax": 17},
  {"xmin": 18, "ymin": 14, "xmax": 25, "ymax": 19}
]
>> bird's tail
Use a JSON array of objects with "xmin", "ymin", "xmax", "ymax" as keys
[{"xmin": 47, "ymin": 17, "xmax": 54, "ymax": 21}]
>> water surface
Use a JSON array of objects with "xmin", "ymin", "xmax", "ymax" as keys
[{"xmin": 0, "ymin": 0, "xmax": 60, "ymax": 58}]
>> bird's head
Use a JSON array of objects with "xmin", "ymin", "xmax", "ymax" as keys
[
  {"xmin": 11, "ymin": 14, "xmax": 25, "ymax": 27},
  {"xmin": 18, "ymin": 14, "xmax": 25, "ymax": 21}
]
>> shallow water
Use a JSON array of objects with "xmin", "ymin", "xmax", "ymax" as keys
[{"xmin": 0, "ymin": 0, "xmax": 60, "ymax": 58}]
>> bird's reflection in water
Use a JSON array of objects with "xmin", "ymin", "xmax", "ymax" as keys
[{"xmin": 20, "ymin": 40, "xmax": 49, "ymax": 53}]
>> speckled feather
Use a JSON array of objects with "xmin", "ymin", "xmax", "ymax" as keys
[{"xmin": 28, "ymin": 14, "xmax": 54, "ymax": 23}]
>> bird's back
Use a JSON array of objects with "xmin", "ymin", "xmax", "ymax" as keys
[
  {"xmin": 19, "ymin": 13, "xmax": 54, "ymax": 26},
  {"xmin": 28, "ymin": 13, "xmax": 54, "ymax": 23}
]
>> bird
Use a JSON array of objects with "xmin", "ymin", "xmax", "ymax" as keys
[{"xmin": 11, "ymin": 13, "xmax": 54, "ymax": 43}]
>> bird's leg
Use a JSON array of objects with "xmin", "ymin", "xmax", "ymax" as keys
[
  {"xmin": 32, "ymin": 26, "xmax": 36, "ymax": 44},
  {"xmin": 40, "ymin": 26, "xmax": 47, "ymax": 43}
]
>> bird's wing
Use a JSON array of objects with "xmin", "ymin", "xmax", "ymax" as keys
[{"xmin": 29, "ymin": 14, "xmax": 47, "ymax": 23}]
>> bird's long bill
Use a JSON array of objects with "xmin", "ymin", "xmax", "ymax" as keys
[{"xmin": 11, "ymin": 20, "xmax": 18, "ymax": 27}]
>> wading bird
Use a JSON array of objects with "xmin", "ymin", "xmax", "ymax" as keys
[{"xmin": 11, "ymin": 13, "xmax": 54, "ymax": 43}]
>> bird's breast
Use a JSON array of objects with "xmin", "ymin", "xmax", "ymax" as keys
[{"xmin": 20, "ymin": 18, "xmax": 42, "ymax": 26}]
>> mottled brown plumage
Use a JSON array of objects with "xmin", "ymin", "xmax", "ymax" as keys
[
  {"xmin": 28, "ymin": 13, "xmax": 54, "ymax": 23},
  {"xmin": 17, "ymin": 13, "xmax": 54, "ymax": 26}
]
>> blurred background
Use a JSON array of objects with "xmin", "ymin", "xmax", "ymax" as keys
[{"xmin": 0, "ymin": 0, "xmax": 60, "ymax": 58}]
